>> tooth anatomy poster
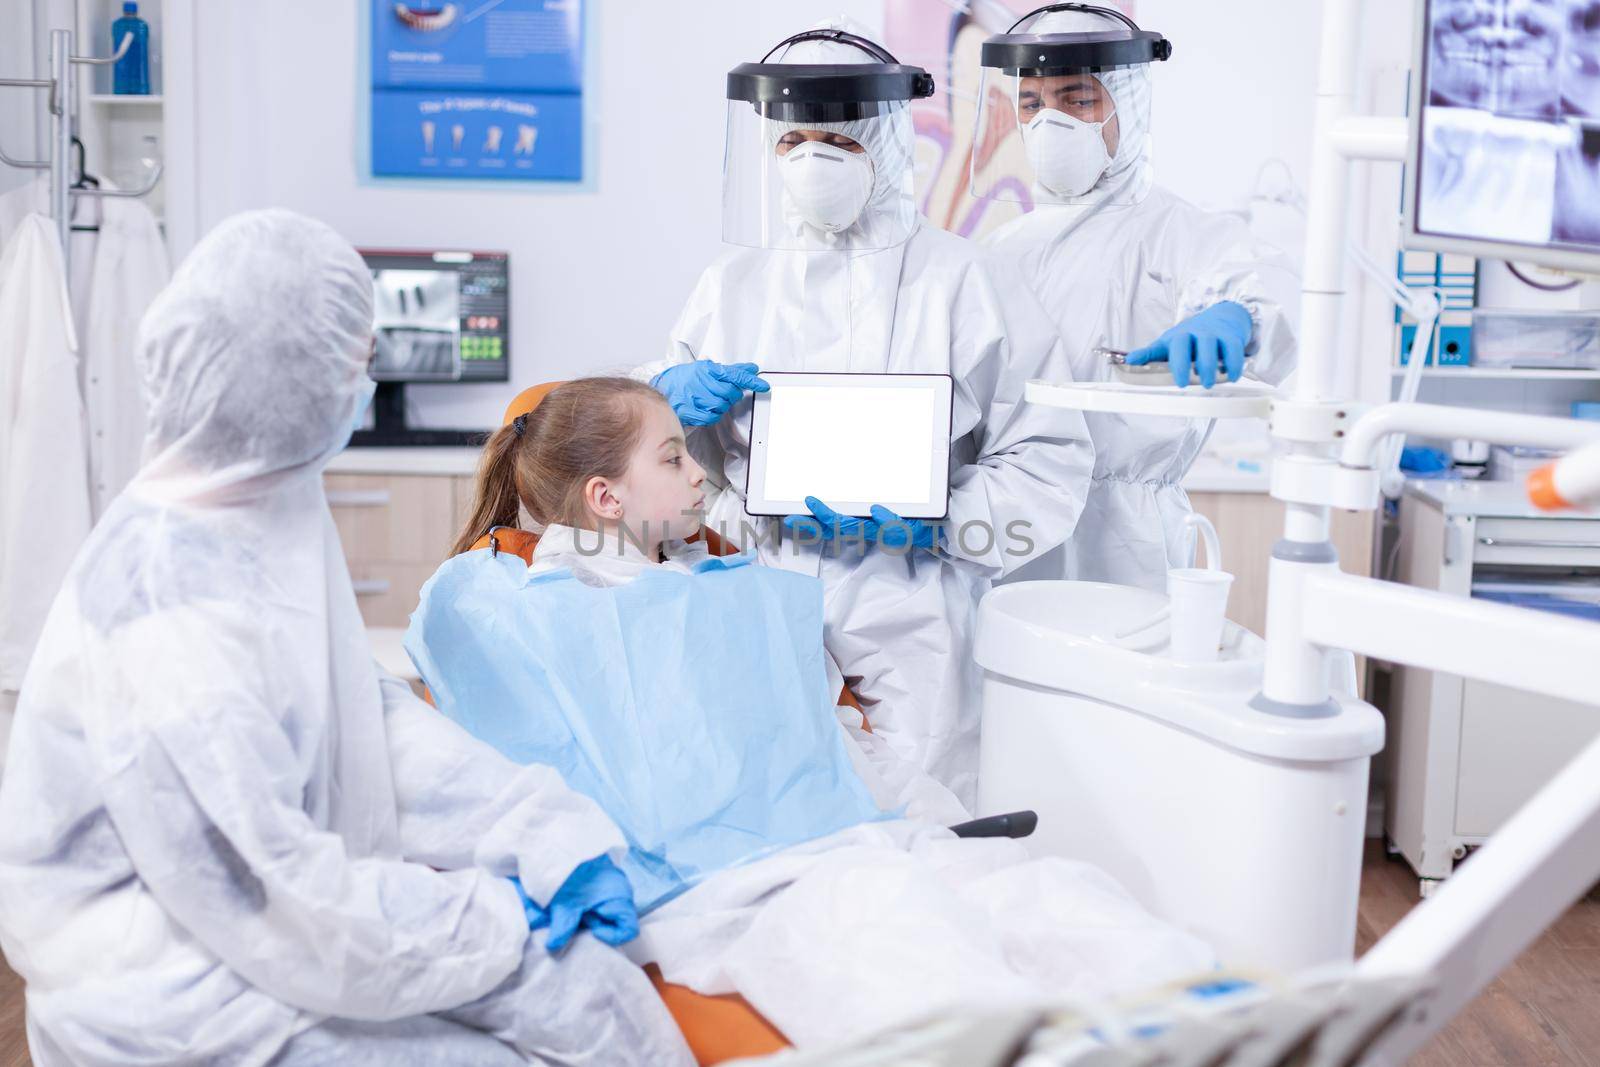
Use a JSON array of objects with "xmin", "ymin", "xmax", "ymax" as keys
[{"xmin": 370, "ymin": 0, "xmax": 584, "ymax": 181}]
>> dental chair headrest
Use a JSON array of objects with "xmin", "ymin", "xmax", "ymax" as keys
[{"xmin": 502, "ymin": 381, "xmax": 568, "ymax": 426}]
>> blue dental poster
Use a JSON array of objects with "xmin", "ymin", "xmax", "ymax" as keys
[{"xmin": 370, "ymin": 0, "xmax": 583, "ymax": 181}]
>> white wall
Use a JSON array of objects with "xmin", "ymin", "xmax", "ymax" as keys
[
  {"xmin": 1144, "ymin": 1, "xmax": 1418, "ymax": 211},
  {"xmin": 1142, "ymin": 0, "xmax": 1322, "ymax": 213},
  {"xmin": 1, "ymin": 3, "xmax": 44, "ymax": 198},
  {"xmin": 181, "ymin": 1, "xmax": 881, "ymax": 431},
  {"xmin": 1144, "ymin": 1, "xmax": 1423, "ymax": 407},
  {"xmin": 176, "ymin": 1, "xmax": 1427, "ymax": 430}
]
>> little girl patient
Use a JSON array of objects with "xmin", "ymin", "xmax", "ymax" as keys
[{"xmin": 408, "ymin": 377, "xmax": 1213, "ymax": 1050}]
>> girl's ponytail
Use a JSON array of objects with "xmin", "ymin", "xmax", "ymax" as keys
[{"xmin": 449, "ymin": 420, "xmax": 524, "ymax": 556}]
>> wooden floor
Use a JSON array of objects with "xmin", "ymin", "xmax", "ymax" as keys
[
  {"xmin": 0, "ymin": 841, "xmax": 1594, "ymax": 1065},
  {"xmin": 1358, "ymin": 842, "xmax": 1600, "ymax": 1065},
  {"xmin": 0, "ymin": 953, "xmax": 23, "ymax": 1067}
]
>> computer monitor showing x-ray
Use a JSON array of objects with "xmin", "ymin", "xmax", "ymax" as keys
[
  {"xmin": 1406, "ymin": 0, "xmax": 1600, "ymax": 273},
  {"xmin": 350, "ymin": 249, "xmax": 509, "ymax": 446}
]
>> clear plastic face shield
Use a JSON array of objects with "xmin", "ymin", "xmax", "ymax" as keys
[
  {"xmin": 970, "ymin": 4, "xmax": 1169, "ymax": 207},
  {"xmin": 723, "ymin": 30, "xmax": 935, "ymax": 250}
]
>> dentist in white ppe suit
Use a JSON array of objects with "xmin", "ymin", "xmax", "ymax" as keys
[
  {"xmin": 0, "ymin": 210, "xmax": 693, "ymax": 1067},
  {"xmin": 974, "ymin": 4, "xmax": 1300, "ymax": 590},
  {"xmin": 640, "ymin": 21, "xmax": 1094, "ymax": 808}
]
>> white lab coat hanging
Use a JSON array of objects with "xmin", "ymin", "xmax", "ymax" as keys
[
  {"xmin": 0, "ymin": 214, "xmax": 92, "ymax": 690},
  {"xmin": 81, "ymin": 190, "xmax": 170, "ymax": 517},
  {"xmin": 0, "ymin": 175, "xmax": 170, "ymax": 520}
]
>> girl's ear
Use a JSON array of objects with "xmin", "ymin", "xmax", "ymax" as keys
[{"xmin": 581, "ymin": 475, "xmax": 624, "ymax": 522}]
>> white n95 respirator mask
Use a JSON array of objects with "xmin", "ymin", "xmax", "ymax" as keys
[
  {"xmin": 779, "ymin": 141, "xmax": 875, "ymax": 233},
  {"xmin": 1021, "ymin": 107, "xmax": 1114, "ymax": 199}
]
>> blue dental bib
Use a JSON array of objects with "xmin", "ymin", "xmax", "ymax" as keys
[{"xmin": 406, "ymin": 549, "xmax": 886, "ymax": 911}]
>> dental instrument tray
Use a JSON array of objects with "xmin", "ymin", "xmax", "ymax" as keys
[{"xmin": 1026, "ymin": 378, "xmax": 1276, "ymax": 420}]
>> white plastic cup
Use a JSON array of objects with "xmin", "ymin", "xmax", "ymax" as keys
[
  {"xmin": 1167, "ymin": 567, "xmax": 1234, "ymax": 663},
  {"xmin": 1111, "ymin": 514, "xmax": 1228, "ymax": 650}
]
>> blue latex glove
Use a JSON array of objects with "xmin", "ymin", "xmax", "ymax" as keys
[
  {"xmin": 782, "ymin": 498, "xmax": 941, "ymax": 551},
  {"xmin": 1125, "ymin": 301, "xmax": 1253, "ymax": 389},
  {"xmin": 650, "ymin": 359, "xmax": 769, "ymax": 427},
  {"xmin": 1400, "ymin": 445, "xmax": 1451, "ymax": 473},
  {"xmin": 508, "ymin": 855, "xmax": 640, "ymax": 954}
]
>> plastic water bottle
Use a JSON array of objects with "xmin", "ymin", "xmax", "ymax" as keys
[{"xmin": 112, "ymin": 2, "xmax": 150, "ymax": 96}]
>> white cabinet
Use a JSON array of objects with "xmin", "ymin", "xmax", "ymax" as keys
[
  {"xmin": 1386, "ymin": 481, "xmax": 1600, "ymax": 891},
  {"xmin": 324, "ymin": 450, "xmax": 480, "ymax": 627},
  {"xmin": 1453, "ymin": 680, "xmax": 1599, "ymax": 837}
]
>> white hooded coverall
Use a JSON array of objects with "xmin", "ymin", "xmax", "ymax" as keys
[
  {"xmin": 646, "ymin": 24, "xmax": 1095, "ymax": 807},
  {"xmin": 0, "ymin": 210, "xmax": 693, "ymax": 1067},
  {"xmin": 981, "ymin": 8, "xmax": 1300, "ymax": 590}
]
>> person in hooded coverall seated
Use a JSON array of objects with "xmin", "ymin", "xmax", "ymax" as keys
[
  {"xmin": 0, "ymin": 210, "xmax": 695, "ymax": 1067},
  {"xmin": 636, "ymin": 21, "xmax": 1096, "ymax": 810},
  {"xmin": 974, "ymin": 4, "xmax": 1301, "ymax": 590},
  {"xmin": 407, "ymin": 376, "xmax": 1215, "ymax": 1052}
]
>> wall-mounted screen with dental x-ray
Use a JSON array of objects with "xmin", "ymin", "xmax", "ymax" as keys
[{"xmin": 1410, "ymin": 0, "xmax": 1600, "ymax": 267}]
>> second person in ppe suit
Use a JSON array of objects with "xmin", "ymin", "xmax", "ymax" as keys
[
  {"xmin": 0, "ymin": 210, "xmax": 693, "ymax": 1067},
  {"xmin": 640, "ymin": 22, "xmax": 1094, "ymax": 807},
  {"xmin": 973, "ymin": 4, "xmax": 1301, "ymax": 590}
]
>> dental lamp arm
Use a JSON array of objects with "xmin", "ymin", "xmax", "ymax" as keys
[
  {"xmin": 1345, "ymin": 243, "xmax": 1442, "ymax": 498},
  {"xmin": 1339, "ymin": 403, "xmax": 1600, "ymax": 472},
  {"xmin": 1528, "ymin": 438, "xmax": 1600, "ymax": 511}
]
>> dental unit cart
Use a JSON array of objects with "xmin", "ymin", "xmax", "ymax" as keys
[
  {"xmin": 1385, "ymin": 481, "xmax": 1600, "ymax": 895},
  {"xmin": 976, "ymin": 581, "xmax": 1382, "ymax": 973}
]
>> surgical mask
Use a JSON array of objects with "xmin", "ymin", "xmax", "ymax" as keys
[
  {"xmin": 1021, "ymin": 107, "xmax": 1114, "ymax": 199},
  {"xmin": 349, "ymin": 375, "xmax": 377, "ymax": 437},
  {"xmin": 778, "ymin": 140, "xmax": 875, "ymax": 233}
]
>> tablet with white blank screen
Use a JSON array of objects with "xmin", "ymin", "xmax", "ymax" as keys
[{"xmin": 744, "ymin": 372, "xmax": 953, "ymax": 519}]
